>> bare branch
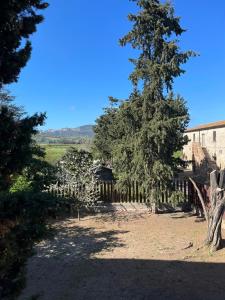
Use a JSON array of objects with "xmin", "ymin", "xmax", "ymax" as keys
[{"xmin": 189, "ymin": 177, "xmax": 209, "ymax": 224}]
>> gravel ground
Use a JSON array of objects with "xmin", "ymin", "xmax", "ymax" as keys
[{"xmin": 18, "ymin": 211, "xmax": 225, "ymax": 300}]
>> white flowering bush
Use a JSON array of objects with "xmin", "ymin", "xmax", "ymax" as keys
[{"xmin": 56, "ymin": 148, "xmax": 100, "ymax": 206}]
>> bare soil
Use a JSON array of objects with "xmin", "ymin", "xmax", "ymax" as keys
[{"xmin": 18, "ymin": 211, "xmax": 225, "ymax": 300}]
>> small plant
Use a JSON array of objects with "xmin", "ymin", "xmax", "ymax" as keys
[
  {"xmin": 169, "ymin": 191, "xmax": 185, "ymax": 207},
  {"xmin": 9, "ymin": 175, "xmax": 33, "ymax": 193}
]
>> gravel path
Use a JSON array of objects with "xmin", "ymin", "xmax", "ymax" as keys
[{"xmin": 18, "ymin": 212, "xmax": 225, "ymax": 300}]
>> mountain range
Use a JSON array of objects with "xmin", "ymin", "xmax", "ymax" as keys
[
  {"xmin": 35, "ymin": 125, "xmax": 95, "ymax": 144},
  {"xmin": 38, "ymin": 125, "xmax": 94, "ymax": 138}
]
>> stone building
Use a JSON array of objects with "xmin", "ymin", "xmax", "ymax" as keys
[{"xmin": 183, "ymin": 120, "xmax": 225, "ymax": 170}]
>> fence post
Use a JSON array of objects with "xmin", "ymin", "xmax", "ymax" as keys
[{"xmin": 136, "ymin": 181, "xmax": 139, "ymax": 203}]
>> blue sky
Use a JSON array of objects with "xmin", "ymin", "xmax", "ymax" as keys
[{"xmin": 10, "ymin": 0, "xmax": 225, "ymax": 130}]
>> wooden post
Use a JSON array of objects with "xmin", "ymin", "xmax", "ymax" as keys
[
  {"xmin": 132, "ymin": 181, "xmax": 135, "ymax": 203},
  {"xmin": 128, "ymin": 183, "xmax": 131, "ymax": 203},
  {"xmin": 104, "ymin": 182, "xmax": 107, "ymax": 202},
  {"xmin": 136, "ymin": 181, "xmax": 139, "ymax": 203},
  {"xmin": 184, "ymin": 180, "xmax": 187, "ymax": 202}
]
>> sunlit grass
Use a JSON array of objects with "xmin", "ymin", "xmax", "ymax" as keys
[{"xmin": 40, "ymin": 144, "xmax": 92, "ymax": 165}]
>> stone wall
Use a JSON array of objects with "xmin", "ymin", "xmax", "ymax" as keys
[{"xmin": 183, "ymin": 126, "xmax": 225, "ymax": 169}]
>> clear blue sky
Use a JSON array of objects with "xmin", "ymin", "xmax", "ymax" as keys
[{"xmin": 10, "ymin": 0, "xmax": 225, "ymax": 130}]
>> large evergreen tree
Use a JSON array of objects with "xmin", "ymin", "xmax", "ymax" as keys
[
  {"xmin": 0, "ymin": 1, "xmax": 49, "ymax": 189},
  {"xmin": 93, "ymin": 97, "xmax": 119, "ymax": 164},
  {"xmin": 94, "ymin": 0, "xmax": 195, "ymax": 197},
  {"xmin": 0, "ymin": 91, "xmax": 46, "ymax": 189},
  {"xmin": 0, "ymin": 0, "xmax": 48, "ymax": 86}
]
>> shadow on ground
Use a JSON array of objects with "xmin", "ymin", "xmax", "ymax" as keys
[
  {"xmin": 35, "ymin": 223, "xmax": 127, "ymax": 259},
  {"xmin": 94, "ymin": 211, "xmax": 148, "ymax": 223},
  {"xmin": 18, "ymin": 218, "xmax": 225, "ymax": 300},
  {"xmin": 77, "ymin": 203, "xmax": 150, "ymax": 223},
  {"xmin": 56, "ymin": 259, "xmax": 225, "ymax": 300},
  {"xmin": 169, "ymin": 212, "xmax": 195, "ymax": 219},
  {"xmin": 19, "ymin": 258, "xmax": 225, "ymax": 300}
]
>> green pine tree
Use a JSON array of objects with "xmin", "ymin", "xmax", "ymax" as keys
[
  {"xmin": 0, "ymin": 91, "xmax": 46, "ymax": 189},
  {"xmin": 94, "ymin": 0, "xmax": 196, "ymax": 198},
  {"xmin": 0, "ymin": 1, "xmax": 49, "ymax": 189}
]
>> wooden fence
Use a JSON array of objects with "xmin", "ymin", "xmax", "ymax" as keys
[
  {"xmin": 97, "ymin": 180, "xmax": 189, "ymax": 204},
  {"xmin": 47, "ymin": 179, "xmax": 209, "ymax": 206}
]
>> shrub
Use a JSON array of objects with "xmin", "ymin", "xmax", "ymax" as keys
[
  {"xmin": 0, "ymin": 190, "xmax": 61, "ymax": 298},
  {"xmin": 9, "ymin": 175, "xmax": 33, "ymax": 193},
  {"xmin": 169, "ymin": 191, "xmax": 186, "ymax": 207}
]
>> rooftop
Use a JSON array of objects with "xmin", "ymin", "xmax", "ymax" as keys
[{"xmin": 186, "ymin": 120, "xmax": 225, "ymax": 133}]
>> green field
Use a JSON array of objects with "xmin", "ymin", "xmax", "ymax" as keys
[{"xmin": 41, "ymin": 144, "xmax": 92, "ymax": 165}]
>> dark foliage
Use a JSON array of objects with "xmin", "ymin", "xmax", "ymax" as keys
[
  {"xmin": 0, "ymin": 1, "xmax": 51, "ymax": 298},
  {"xmin": 0, "ymin": 0, "xmax": 49, "ymax": 86},
  {"xmin": 0, "ymin": 189, "xmax": 76, "ymax": 298},
  {"xmin": 0, "ymin": 91, "xmax": 46, "ymax": 190}
]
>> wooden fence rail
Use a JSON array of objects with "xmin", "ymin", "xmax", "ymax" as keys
[{"xmin": 47, "ymin": 179, "xmax": 208, "ymax": 206}]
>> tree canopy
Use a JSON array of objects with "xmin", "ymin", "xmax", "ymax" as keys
[
  {"xmin": 94, "ymin": 0, "xmax": 195, "ymax": 196},
  {"xmin": 0, "ymin": 0, "xmax": 48, "ymax": 86},
  {"xmin": 0, "ymin": 91, "xmax": 46, "ymax": 189},
  {"xmin": 56, "ymin": 148, "xmax": 93, "ymax": 185},
  {"xmin": 0, "ymin": 1, "xmax": 49, "ymax": 190}
]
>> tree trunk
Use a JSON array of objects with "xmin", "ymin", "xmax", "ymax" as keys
[
  {"xmin": 205, "ymin": 170, "xmax": 225, "ymax": 251},
  {"xmin": 190, "ymin": 170, "xmax": 225, "ymax": 252}
]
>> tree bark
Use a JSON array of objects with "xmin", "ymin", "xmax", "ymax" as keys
[
  {"xmin": 189, "ymin": 177, "xmax": 208, "ymax": 223},
  {"xmin": 190, "ymin": 170, "xmax": 225, "ymax": 252}
]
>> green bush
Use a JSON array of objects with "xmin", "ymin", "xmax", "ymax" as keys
[
  {"xmin": 9, "ymin": 175, "xmax": 33, "ymax": 193},
  {"xmin": 0, "ymin": 190, "xmax": 60, "ymax": 298},
  {"xmin": 169, "ymin": 190, "xmax": 186, "ymax": 207},
  {"xmin": 23, "ymin": 158, "xmax": 57, "ymax": 191},
  {"xmin": 0, "ymin": 158, "xmax": 77, "ymax": 299}
]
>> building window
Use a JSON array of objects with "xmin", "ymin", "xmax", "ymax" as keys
[
  {"xmin": 193, "ymin": 133, "xmax": 195, "ymax": 142},
  {"xmin": 213, "ymin": 131, "xmax": 216, "ymax": 142}
]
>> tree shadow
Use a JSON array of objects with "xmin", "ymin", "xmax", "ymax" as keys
[
  {"xmin": 194, "ymin": 218, "xmax": 206, "ymax": 223},
  {"xmin": 18, "ymin": 214, "xmax": 225, "ymax": 300},
  {"xmin": 35, "ymin": 223, "xmax": 127, "ymax": 260},
  {"xmin": 75, "ymin": 202, "xmax": 150, "ymax": 223},
  {"xmin": 95, "ymin": 211, "xmax": 148, "ymax": 223},
  {"xmin": 170, "ymin": 212, "xmax": 195, "ymax": 219},
  {"xmin": 19, "ymin": 257, "xmax": 225, "ymax": 300}
]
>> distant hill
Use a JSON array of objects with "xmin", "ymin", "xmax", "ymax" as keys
[
  {"xmin": 36, "ymin": 125, "xmax": 94, "ymax": 144},
  {"xmin": 39, "ymin": 125, "xmax": 94, "ymax": 138}
]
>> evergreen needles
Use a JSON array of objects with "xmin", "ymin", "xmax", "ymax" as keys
[{"xmin": 94, "ymin": 0, "xmax": 196, "ymax": 199}]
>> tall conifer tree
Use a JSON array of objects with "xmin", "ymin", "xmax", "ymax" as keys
[
  {"xmin": 0, "ymin": 1, "xmax": 49, "ymax": 189},
  {"xmin": 94, "ymin": 0, "xmax": 195, "ymax": 196}
]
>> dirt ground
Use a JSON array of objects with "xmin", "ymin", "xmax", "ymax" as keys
[{"xmin": 18, "ymin": 211, "xmax": 225, "ymax": 300}]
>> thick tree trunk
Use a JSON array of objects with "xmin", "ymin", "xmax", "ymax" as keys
[
  {"xmin": 190, "ymin": 170, "xmax": 225, "ymax": 252},
  {"xmin": 206, "ymin": 171, "xmax": 225, "ymax": 251}
]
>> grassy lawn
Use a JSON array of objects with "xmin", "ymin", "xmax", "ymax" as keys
[{"xmin": 40, "ymin": 144, "xmax": 92, "ymax": 165}]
